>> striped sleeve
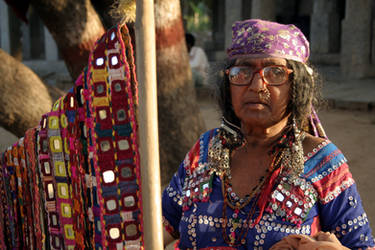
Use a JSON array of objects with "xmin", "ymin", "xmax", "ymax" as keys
[{"xmin": 305, "ymin": 143, "xmax": 374, "ymax": 249}]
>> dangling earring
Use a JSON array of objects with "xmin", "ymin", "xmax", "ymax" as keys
[
  {"xmin": 220, "ymin": 117, "xmax": 245, "ymax": 149},
  {"xmin": 221, "ymin": 117, "xmax": 240, "ymax": 136},
  {"xmin": 289, "ymin": 116, "xmax": 305, "ymax": 177}
]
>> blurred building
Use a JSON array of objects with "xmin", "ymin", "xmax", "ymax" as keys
[
  {"xmin": 0, "ymin": 2, "xmax": 68, "ymax": 84},
  {"xmin": 1, "ymin": 0, "xmax": 375, "ymax": 80},
  {"xmin": 204, "ymin": 0, "xmax": 375, "ymax": 79}
]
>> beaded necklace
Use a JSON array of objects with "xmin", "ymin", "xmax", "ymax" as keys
[
  {"xmin": 214, "ymin": 118, "xmax": 298, "ymax": 247},
  {"xmin": 221, "ymin": 149, "xmax": 284, "ymax": 246}
]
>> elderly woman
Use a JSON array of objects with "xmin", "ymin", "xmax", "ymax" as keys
[{"xmin": 162, "ymin": 19, "xmax": 375, "ymax": 249}]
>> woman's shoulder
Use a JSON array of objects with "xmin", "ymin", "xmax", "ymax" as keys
[
  {"xmin": 302, "ymin": 133, "xmax": 327, "ymax": 155},
  {"xmin": 302, "ymin": 133, "xmax": 338, "ymax": 160},
  {"xmin": 302, "ymin": 133, "xmax": 348, "ymax": 179},
  {"xmin": 182, "ymin": 128, "xmax": 220, "ymax": 171},
  {"xmin": 190, "ymin": 128, "xmax": 220, "ymax": 156},
  {"xmin": 200, "ymin": 128, "xmax": 221, "ymax": 144},
  {"xmin": 302, "ymin": 134, "xmax": 355, "ymax": 203}
]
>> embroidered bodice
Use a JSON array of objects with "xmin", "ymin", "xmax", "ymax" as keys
[{"xmin": 162, "ymin": 129, "xmax": 374, "ymax": 249}]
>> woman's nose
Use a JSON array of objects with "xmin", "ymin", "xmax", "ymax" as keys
[{"xmin": 247, "ymin": 73, "xmax": 265, "ymax": 92}]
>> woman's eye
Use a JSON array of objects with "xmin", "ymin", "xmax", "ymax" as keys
[
  {"xmin": 242, "ymin": 69, "xmax": 251, "ymax": 76},
  {"xmin": 273, "ymin": 68, "xmax": 283, "ymax": 75},
  {"xmin": 238, "ymin": 68, "xmax": 251, "ymax": 76}
]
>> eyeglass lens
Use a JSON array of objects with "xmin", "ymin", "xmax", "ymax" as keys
[{"xmin": 228, "ymin": 66, "xmax": 288, "ymax": 85}]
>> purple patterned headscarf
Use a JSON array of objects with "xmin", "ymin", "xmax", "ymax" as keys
[{"xmin": 227, "ymin": 19, "xmax": 310, "ymax": 63}]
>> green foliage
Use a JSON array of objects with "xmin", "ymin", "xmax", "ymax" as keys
[{"xmin": 183, "ymin": 0, "xmax": 212, "ymax": 32}]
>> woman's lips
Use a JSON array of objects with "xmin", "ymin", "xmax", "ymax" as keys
[
  {"xmin": 244, "ymin": 99, "xmax": 266, "ymax": 104},
  {"xmin": 243, "ymin": 99, "xmax": 268, "ymax": 109},
  {"xmin": 243, "ymin": 102, "xmax": 265, "ymax": 109}
]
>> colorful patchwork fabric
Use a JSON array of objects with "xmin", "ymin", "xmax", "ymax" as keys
[
  {"xmin": 162, "ymin": 129, "xmax": 375, "ymax": 249},
  {"xmin": 0, "ymin": 24, "xmax": 144, "ymax": 249}
]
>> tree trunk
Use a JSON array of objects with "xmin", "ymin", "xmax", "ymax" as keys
[
  {"xmin": 155, "ymin": 0, "xmax": 206, "ymax": 185},
  {"xmin": 29, "ymin": 0, "xmax": 106, "ymax": 79},
  {"xmin": 0, "ymin": 49, "xmax": 64, "ymax": 137}
]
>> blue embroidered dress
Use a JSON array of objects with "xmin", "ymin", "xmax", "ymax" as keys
[{"xmin": 162, "ymin": 129, "xmax": 375, "ymax": 249}]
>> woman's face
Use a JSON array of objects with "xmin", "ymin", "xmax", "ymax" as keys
[{"xmin": 229, "ymin": 57, "xmax": 291, "ymax": 129}]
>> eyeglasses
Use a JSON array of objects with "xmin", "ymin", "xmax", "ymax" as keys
[{"xmin": 225, "ymin": 65, "xmax": 293, "ymax": 86}]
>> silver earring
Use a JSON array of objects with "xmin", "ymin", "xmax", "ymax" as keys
[
  {"xmin": 220, "ymin": 117, "xmax": 245, "ymax": 149},
  {"xmin": 291, "ymin": 117, "xmax": 305, "ymax": 177},
  {"xmin": 282, "ymin": 117, "xmax": 305, "ymax": 179}
]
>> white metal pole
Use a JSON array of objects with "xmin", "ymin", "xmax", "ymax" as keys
[{"xmin": 135, "ymin": 0, "xmax": 164, "ymax": 249}]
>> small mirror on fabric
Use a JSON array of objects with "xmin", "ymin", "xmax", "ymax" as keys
[
  {"xmin": 114, "ymin": 82, "xmax": 122, "ymax": 92},
  {"xmin": 99, "ymin": 110, "xmax": 107, "ymax": 120},
  {"xmin": 125, "ymin": 224, "xmax": 138, "ymax": 237},
  {"xmin": 120, "ymin": 166, "xmax": 133, "ymax": 179},
  {"xmin": 111, "ymin": 55, "xmax": 119, "ymax": 66},
  {"xmin": 124, "ymin": 196, "xmax": 135, "ymax": 207},
  {"xmin": 118, "ymin": 139, "xmax": 129, "ymax": 150},
  {"xmin": 106, "ymin": 199, "xmax": 117, "ymax": 211},
  {"xmin": 109, "ymin": 227, "xmax": 120, "ymax": 240},
  {"xmin": 51, "ymin": 214, "xmax": 58, "ymax": 226},
  {"xmin": 47, "ymin": 183, "xmax": 54, "ymax": 199},
  {"xmin": 96, "ymin": 84, "xmax": 105, "ymax": 94},
  {"xmin": 96, "ymin": 57, "xmax": 104, "ymax": 66},
  {"xmin": 117, "ymin": 109, "xmax": 127, "ymax": 121},
  {"xmin": 44, "ymin": 162, "xmax": 51, "ymax": 175},
  {"xmin": 59, "ymin": 184, "xmax": 68, "ymax": 197},
  {"xmin": 70, "ymin": 96, "xmax": 75, "ymax": 108},
  {"xmin": 103, "ymin": 170, "xmax": 115, "ymax": 183},
  {"xmin": 100, "ymin": 140, "xmax": 111, "ymax": 152},
  {"xmin": 53, "ymin": 139, "xmax": 61, "ymax": 151}
]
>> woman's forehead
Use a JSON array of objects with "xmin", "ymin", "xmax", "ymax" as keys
[{"xmin": 234, "ymin": 56, "xmax": 287, "ymax": 66}]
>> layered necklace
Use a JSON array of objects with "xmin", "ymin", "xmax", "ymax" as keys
[
  {"xmin": 221, "ymin": 147, "xmax": 284, "ymax": 246},
  {"xmin": 208, "ymin": 118, "xmax": 302, "ymax": 247}
]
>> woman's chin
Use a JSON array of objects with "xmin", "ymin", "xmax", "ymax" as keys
[
  {"xmin": 238, "ymin": 110, "xmax": 269, "ymax": 125},
  {"xmin": 240, "ymin": 117, "xmax": 271, "ymax": 129},
  {"xmin": 239, "ymin": 114, "xmax": 287, "ymax": 130}
]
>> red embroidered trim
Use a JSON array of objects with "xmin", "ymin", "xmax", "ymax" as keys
[
  {"xmin": 24, "ymin": 128, "xmax": 41, "ymax": 247},
  {"xmin": 313, "ymin": 163, "xmax": 354, "ymax": 204},
  {"xmin": 305, "ymin": 149, "xmax": 340, "ymax": 178},
  {"xmin": 0, "ymin": 149, "xmax": 7, "ymax": 248},
  {"xmin": 68, "ymin": 77, "xmax": 86, "ymax": 249},
  {"xmin": 310, "ymin": 216, "xmax": 321, "ymax": 236},
  {"xmin": 304, "ymin": 139, "xmax": 331, "ymax": 161},
  {"xmin": 85, "ymin": 24, "xmax": 143, "ymax": 248},
  {"xmin": 118, "ymin": 24, "xmax": 144, "ymax": 245}
]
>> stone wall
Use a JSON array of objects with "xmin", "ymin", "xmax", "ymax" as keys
[{"xmin": 341, "ymin": 0, "xmax": 375, "ymax": 78}]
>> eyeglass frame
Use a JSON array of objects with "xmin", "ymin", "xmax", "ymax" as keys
[{"xmin": 225, "ymin": 65, "xmax": 293, "ymax": 86}]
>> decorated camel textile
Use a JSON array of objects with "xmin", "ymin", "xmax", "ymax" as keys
[{"xmin": 0, "ymin": 24, "xmax": 144, "ymax": 249}]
